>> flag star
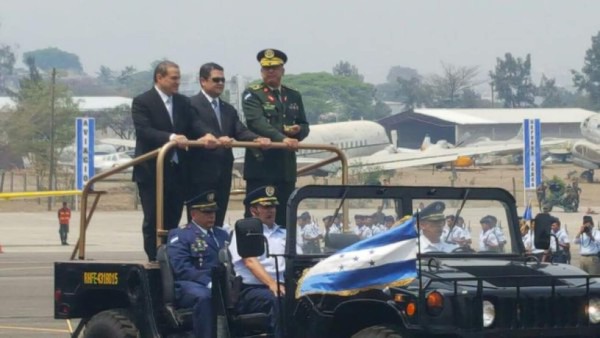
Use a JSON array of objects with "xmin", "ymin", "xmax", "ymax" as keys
[
  {"xmin": 339, "ymin": 254, "xmax": 345, "ymax": 258},
  {"xmin": 353, "ymin": 256, "xmax": 359, "ymax": 261},
  {"xmin": 369, "ymin": 249, "xmax": 375, "ymax": 255},
  {"xmin": 339, "ymin": 264, "xmax": 344, "ymax": 271},
  {"xmin": 369, "ymin": 260, "xmax": 375, "ymax": 266}
]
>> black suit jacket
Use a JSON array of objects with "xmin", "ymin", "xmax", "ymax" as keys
[
  {"xmin": 132, "ymin": 88, "xmax": 207, "ymax": 183},
  {"xmin": 189, "ymin": 92, "xmax": 257, "ymax": 184}
]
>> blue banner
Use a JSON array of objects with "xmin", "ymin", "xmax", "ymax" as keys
[
  {"xmin": 523, "ymin": 119, "xmax": 541, "ymax": 189},
  {"xmin": 75, "ymin": 118, "xmax": 95, "ymax": 190}
]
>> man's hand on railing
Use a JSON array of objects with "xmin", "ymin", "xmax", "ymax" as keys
[
  {"xmin": 199, "ymin": 133, "xmax": 219, "ymax": 149},
  {"xmin": 283, "ymin": 137, "xmax": 299, "ymax": 150},
  {"xmin": 254, "ymin": 137, "xmax": 272, "ymax": 149},
  {"xmin": 171, "ymin": 134, "xmax": 190, "ymax": 149},
  {"xmin": 218, "ymin": 136, "xmax": 234, "ymax": 148}
]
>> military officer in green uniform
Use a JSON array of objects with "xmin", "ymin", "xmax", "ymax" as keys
[{"xmin": 242, "ymin": 48, "xmax": 310, "ymax": 226}]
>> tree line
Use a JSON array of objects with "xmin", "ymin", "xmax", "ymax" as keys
[{"xmin": 3, "ymin": 29, "xmax": 600, "ymax": 177}]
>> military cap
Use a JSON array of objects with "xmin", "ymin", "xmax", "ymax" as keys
[
  {"xmin": 300, "ymin": 211, "xmax": 311, "ymax": 220},
  {"xmin": 584, "ymin": 215, "xmax": 594, "ymax": 224},
  {"xmin": 419, "ymin": 201, "xmax": 446, "ymax": 222},
  {"xmin": 384, "ymin": 215, "xmax": 395, "ymax": 222},
  {"xmin": 257, "ymin": 48, "xmax": 287, "ymax": 67},
  {"xmin": 244, "ymin": 185, "xmax": 279, "ymax": 207},
  {"xmin": 186, "ymin": 190, "xmax": 218, "ymax": 212}
]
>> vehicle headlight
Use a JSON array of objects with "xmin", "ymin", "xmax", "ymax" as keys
[
  {"xmin": 588, "ymin": 298, "xmax": 600, "ymax": 324},
  {"xmin": 482, "ymin": 300, "xmax": 495, "ymax": 328}
]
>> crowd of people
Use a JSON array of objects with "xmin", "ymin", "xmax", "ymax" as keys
[{"xmin": 521, "ymin": 212, "xmax": 600, "ymax": 274}]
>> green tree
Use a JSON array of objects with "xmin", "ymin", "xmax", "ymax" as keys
[
  {"xmin": 2, "ymin": 58, "xmax": 79, "ymax": 180},
  {"xmin": 572, "ymin": 31, "xmax": 600, "ymax": 110},
  {"xmin": 23, "ymin": 47, "xmax": 83, "ymax": 73},
  {"xmin": 94, "ymin": 104, "xmax": 134, "ymax": 140},
  {"xmin": 97, "ymin": 65, "xmax": 115, "ymax": 85},
  {"xmin": 282, "ymin": 72, "xmax": 388, "ymax": 123},
  {"xmin": 537, "ymin": 75, "xmax": 565, "ymax": 108},
  {"xmin": 430, "ymin": 63, "xmax": 480, "ymax": 107},
  {"xmin": 489, "ymin": 53, "xmax": 536, "ymax": 108},
  {"xmin": 332, "ymin": 60, "xmax": 364, "ymax": 82},
  {"xmin": 0, "ymin": 44, "xmax": 15, "ymax": 94},
  {"xmin": 396, "ymin": 76, "xmax": 432, "ymax": 109}
]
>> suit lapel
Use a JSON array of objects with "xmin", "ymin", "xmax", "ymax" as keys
[{"xmin": 151, "ymin": 88, "xmax": 174, "ymax": 130}]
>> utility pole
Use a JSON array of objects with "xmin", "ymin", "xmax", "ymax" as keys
[{"xmin": 47, "ymin": 68, "xmax": 56, "ymax": 211}]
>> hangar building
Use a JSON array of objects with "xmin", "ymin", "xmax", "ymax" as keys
[{"xmin": 378, "ymin": 108, "xmax": 597, "ymax": 149}]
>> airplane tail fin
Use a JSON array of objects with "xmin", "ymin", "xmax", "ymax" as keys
[{"xmin": 420, "ymin": 134, "xmax": 431, "ymax": 151}]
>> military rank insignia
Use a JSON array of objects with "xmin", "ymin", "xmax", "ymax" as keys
[
  {"xmin": 266, "ymin": 186, "xmax": 275, "ymax": 197},
  {"xmin": 288, "ymin": 103, "xmax": 299, "ymax": 111},
  {"xmin": 192, "ymin": 238, "xmax": 207, "ymax": 252}
]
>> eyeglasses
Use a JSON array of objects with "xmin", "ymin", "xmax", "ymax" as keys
[{"xmin": 211, "ymin": 77, "xmax": 226, "ymax": 83}]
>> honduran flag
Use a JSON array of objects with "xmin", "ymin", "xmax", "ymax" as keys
[{"xmin": 296, "ymin": 217, "xmax": 417, "ymax": 298}]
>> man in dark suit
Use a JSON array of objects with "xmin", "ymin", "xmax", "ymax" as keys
[
  {"xmin": 132, "ymin": 60, "xmax": 218, "ymax": 261},
  {"xmin": 189, "ymin": 62, "xmax": 271, "ymax": 227},
  {"xmin": 242, "ymin": 49, "xmax": 310, "ymax": 226},
  {"xmin": 167, "ymin": 190, "xmax": 229, "ymax": 338}
]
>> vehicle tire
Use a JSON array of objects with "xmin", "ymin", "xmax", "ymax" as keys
[
  {"xmin": 352, "ymin": 325, "xmax": 406, "ymax": 338},
  {"xmin": 84, "ymin": 309, "xmax": 140, "ymax": 338}
]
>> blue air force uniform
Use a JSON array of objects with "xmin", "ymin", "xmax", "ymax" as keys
[
  {"xmin": 167, "ymin": 190, "xmax": 229, "ymax": 338},
  {"xmin": 230, "ymin": 185, "xmax": 286, "ymax": 337}
]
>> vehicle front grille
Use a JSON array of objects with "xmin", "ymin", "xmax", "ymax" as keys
[{"xmin": 494, "ymin": 294, "xmax": 587, "ymax": 329}]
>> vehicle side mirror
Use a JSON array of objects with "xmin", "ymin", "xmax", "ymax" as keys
[
  {"xmin": 235, "ymin": 218, "xmax": 265, "ymax": 258},
  {"xmin": 533, "ymin": 213, "xmax": 553, "ymax": 250}
]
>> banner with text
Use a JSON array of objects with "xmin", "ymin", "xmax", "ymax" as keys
[
  {"xmin": 523, "ymin": 119, "xmax": 541, "ymax": 190},
  {"xmin": 75, "ymin": 118, "xmax": 95, "ymax": 190}
]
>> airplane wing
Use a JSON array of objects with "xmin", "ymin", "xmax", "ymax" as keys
[{"xmin": 347, "ymin": 139, "xmax": 570, "ymax": 172}]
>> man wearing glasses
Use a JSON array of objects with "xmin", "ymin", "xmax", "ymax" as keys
[
  {"xmin": 242, "ymin": 49, "xmax": 310, "ymax": 226},
  {"xmin": 189, "ymin": 62, "xmax": 271, "ymax": 227}
]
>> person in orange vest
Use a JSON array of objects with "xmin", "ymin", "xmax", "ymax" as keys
[{"xmin": 58, "ymin": 202, "xmax": 71, "ymax": 245}]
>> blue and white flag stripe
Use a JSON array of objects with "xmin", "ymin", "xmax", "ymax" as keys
[{"xmin": 296, "ymin": 217, "xmax": 418, "ymax": 298}]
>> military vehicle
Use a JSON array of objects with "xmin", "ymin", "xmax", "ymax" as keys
[{"xmin": 54, "ymin": 142, "xmax": 600, "ymax": 337}]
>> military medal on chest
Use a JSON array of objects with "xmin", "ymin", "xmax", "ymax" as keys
[{"xmin": 191, "ymin": 238, "xmax": 207, "ymax": 252}]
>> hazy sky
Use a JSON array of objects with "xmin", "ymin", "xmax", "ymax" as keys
[{"xmin": 2, "ymin": 0, "xmax": 600, "ymax": 88}]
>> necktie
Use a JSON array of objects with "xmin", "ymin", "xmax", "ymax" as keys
[
  {"xmin": 166, "ymin": 96, "xmax": 174, "ymax": 124},
  {"xmin": 211, "ymin": 99, "xmax": 222, "ymax": 130},
  {"xmin": 208, "ymin": 229, "xmax": 219, "ymax": 248},
  {"xmin": 272, "ymin": 89, "xmax": 281, "ymax": 102},
  {"xmin": 166, "ymin": 97, "xmax": 178, "ymax": 163}
]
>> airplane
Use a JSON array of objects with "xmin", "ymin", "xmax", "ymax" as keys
[
  {"xmin": 570, "ymin": 114, "xmax": 600, "ymax": 182},
  {"xmin": 99, "ymin": 120, "xmax": 566, "ymax": 175}
]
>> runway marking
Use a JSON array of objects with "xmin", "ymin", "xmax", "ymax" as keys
[{"xmin": 0, "ymin": 325, "xmax": 69, "ymax": 333}]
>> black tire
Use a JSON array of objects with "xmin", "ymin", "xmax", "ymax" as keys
[
  {"xmin": 84, "ymin": 309, "xmax": 139, "ymax": 338},
  {"xmin": 352, "ymin": 325, "xmax": 406, "ymax": 338}
]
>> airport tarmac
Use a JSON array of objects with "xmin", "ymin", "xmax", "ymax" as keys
[{"xmin": 0, "ymin": 205, "xmax": 597, "ymax": 337}]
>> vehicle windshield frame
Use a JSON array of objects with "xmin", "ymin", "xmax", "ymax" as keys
[{"xmin": 286, "ymin": 185, "xmax": 523, "ymax": 258}]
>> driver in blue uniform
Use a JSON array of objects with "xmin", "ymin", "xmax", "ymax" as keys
[{"xmin": 167, "ymin": 190, "xmax": 229, "ymax": 338}]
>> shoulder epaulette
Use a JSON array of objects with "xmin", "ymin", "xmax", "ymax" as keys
[{"xmin": 248, "ymin": 83, "xmax": 263, "ymax": 91}]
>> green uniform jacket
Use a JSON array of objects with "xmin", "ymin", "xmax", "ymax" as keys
[{"xmin": 242, "ymin": 82, "xmax": 310, "ymax": 182}]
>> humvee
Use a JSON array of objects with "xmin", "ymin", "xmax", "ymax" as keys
[{"xmin": 54, "ymin": 142, "xmax": 600, "ymax": 337}]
